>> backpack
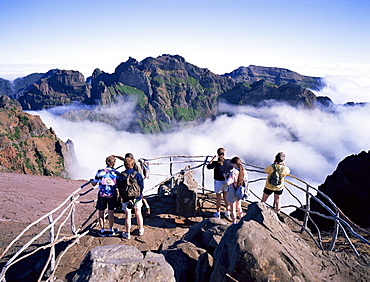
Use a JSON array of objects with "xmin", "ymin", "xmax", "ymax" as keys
[
  {"xmin": 235, "ymin": 182, "xmax": 250, "ymax": 201},
  {"xmin": 99, "ymin": 168, "xmax": 118, "ymax": 198},
  {"xmin": 268, "ymin": 164, "xmax": 284, "ymax": 186},
  {"xmin": 120, "ymin": 171, "xmax": 141, "ymax": 201}
]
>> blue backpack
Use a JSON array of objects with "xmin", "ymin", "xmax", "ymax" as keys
[
  {"xmin": 98, "ymin": 168, "xmax": 118, "ymax": 198},
  {"xmin": 235, "ymin": 181, "xmax": 250, "ymax": 201}
]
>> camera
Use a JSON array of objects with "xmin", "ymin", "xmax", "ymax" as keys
[{"xmin": 126, "ymin": 201, "xmax": 134, "ymax": 209}]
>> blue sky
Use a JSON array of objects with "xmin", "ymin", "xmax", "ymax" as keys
[{"xmin": 1, "ymin": 0, "xmax": 370, "ymax": 78}]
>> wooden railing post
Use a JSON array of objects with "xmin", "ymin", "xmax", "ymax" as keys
[
  {"xmin": 202, "ymin": 156, "xmax": 209, "ymax": 194},
  {"xmin": 328, "ymin": 210, "xmax": 340, "ymax": 251},
  {"xmin": 301, "ymin": 184, "xmax": 310, "ymax": 233},
  {"xmin": 70, "ymin": 196, "xmax": 76, "ymax": 235},
  {"xmin": 48, "ymin": 215, "xmax": 55, "ymax": 273}
]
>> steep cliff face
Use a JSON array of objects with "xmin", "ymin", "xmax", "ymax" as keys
[
  {"xmin": 223, "ymin": 65, "xmax": 323, "ymax": 90},
  {"xmin": 220, "ymin": 80, "xmax": 318, "ymax": 108},
  {"xmin": 291, "ymin": 150, "xmax": 370, "ymax": 229},
  {"xmin": 89, "ymin": 55, "xmax": 236, "ymax": 132},
  {"xmin": 0, "ymin": 95, "xmax": 70, "ymax": 177},
  {"xmin": 18, "ymin": 70, "xmax": 91, "ymax": 110},
  {"xmin": 2, "ymin": 54, "xmax": 328, "ymax": 133}
]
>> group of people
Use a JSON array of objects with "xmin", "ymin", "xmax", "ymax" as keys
[
  {"xmin": 207, "ymin": 148, "xmax": 290, "ymax": 224},
  {"xmin": 92, "ymin": 148, "xmax": 290, "ymax": 237},
  {"xmin": 90, "ymin": 153, "xmax": 149, "ymax": 239}
]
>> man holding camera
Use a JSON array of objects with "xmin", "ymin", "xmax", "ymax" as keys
[{"xmin": 119, "ymin": 157, "xmax": 144, "ymax": 239}]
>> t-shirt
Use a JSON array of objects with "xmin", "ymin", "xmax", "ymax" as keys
[
  {"xmin": 264, "ymin": 164, "xmax": 290, "ymax": 191},
  {"xmin": 207, "ymin": 159, "xmax": 233, "ymax": 181},
  {"xmin": 92, "ymin": 167, "xmax": 120, "ymax": 198}
]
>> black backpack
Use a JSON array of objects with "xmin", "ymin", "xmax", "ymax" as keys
[
  {"xmin": 268, "ymin": 164, "xmax": 284, "ymax": 186},
  {"xmin": 120, "ymin": 171, "xmax": 141, "ymax": 201}
]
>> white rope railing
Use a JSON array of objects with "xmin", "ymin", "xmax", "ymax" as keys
[{"xmin": 1, "ymin": 155, "xmax": 369, "ymax": 281}]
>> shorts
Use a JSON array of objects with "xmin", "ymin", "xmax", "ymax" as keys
[
  {"xmin": 214, "ymin": 180, "xmax": 227, "ymax": 194},
  {"xmin": 263, "ymin": 187, "xmax": 283, "ymax": 195},
  {"xmin": 96, "ymin": 194, "xmax": 117, "ymax": 211},
  {"xmin": 122, "ymin": 199, "xmax": 143, "ymax": 212}
]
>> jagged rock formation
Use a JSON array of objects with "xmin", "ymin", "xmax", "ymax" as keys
[
  {"xmin": 0, "ymin": 78, "xmax": 13, "ymax": 97},
  {"xmin": 220, "ymin": 80, "xmax": 319, "ymax": 108},
  {"xmin": 1, "ymin": 54, "xmax": 328, "ymax": 133},
  {"xmin": 0, "ymin": 95, "xmax": 71, "ymax": 177},
  {"xmin": 18, "ymin": 69, "xmax": 91, "ymax": 110},
  {"xmin": 88, "ymin": 55, "xmax": 235, "ymax": 132},
  {"xmin": 291, "ymin": 150, "xmax": 370, "ymax": 230},
  {"xmin": 72, "ymin": 245, "xmax": 175, "ymax": 282},
  {"xmin": 161, "ymin": 202, "xmax": 369, "ymax": 281},
  {"xmin": 223, "ymin": 65, "xmax": 323, "ymax": 90}
]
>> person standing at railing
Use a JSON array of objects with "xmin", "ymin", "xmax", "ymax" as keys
[
  {"xmin": 90, "ymin": 155, "xmax": 120, "ymax": 237},
  {"xmin": 113, "ymin": 153, "xmax": 151, "ymax": 216},
  {"xmin": 207, "ymin": 148, "xmax": 233, "ymax": 220},
  {"xmin": 226, "ymin": 156, "xmax": 248, "ymax": 224},
  {"xmin": 119, "ymin": 157, "xmax": 145, "ymax": 239},
  {"xmin": 261, "ymin": 152, "xmax": 290, "ymax": 213}
]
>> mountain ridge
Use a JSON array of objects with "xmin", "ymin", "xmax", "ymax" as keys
[{"xmin": 0, "ymin": 54, "xmax": 330, "ymax": 133}]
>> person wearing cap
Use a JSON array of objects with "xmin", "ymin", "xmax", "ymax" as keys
[{"xmin": 261, "ymin": 152, "xmax": 290, "ymax": 213}]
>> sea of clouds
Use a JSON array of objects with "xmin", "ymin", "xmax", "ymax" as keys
[{"xmin": 4, "ymin": 63, "xmax": 370, "ymax": 210}]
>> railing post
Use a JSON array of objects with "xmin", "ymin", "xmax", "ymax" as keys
[
  {"xmin": 169, "ymin": 157, "xmax": 173, "ymax": 189},
  {"xmin": 48, "ymin": 215, "xmax": 55, "ymax": 274},
  {"xmin": 301, "ymin": 184, "xmax": 310, "ymax": 233},
  {"xmin": 202, "ymin": 156, "xmax": 209, "ymax": 194},
  {"xmin": 328, "ymin": 210, "xmax": 340, "ymax": 251},
  {"xmin": 70, "ymin": 196, "xmax": 76, "ymax": 235}
]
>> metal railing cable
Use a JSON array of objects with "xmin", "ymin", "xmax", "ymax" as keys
[{"xmin": 1, "ymin": 155, "xmax": 370, "ymax": 281}]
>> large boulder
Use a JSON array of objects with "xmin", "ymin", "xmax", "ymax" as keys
[
  {"xmin": 161, "ymin": 241, "xmax": 207, "ymax": 282},
  {"xmin": 72, "ymin": 244, "xmax": 175, "ymax": 282},
  {"xmin": 176, "ymin": 169, "xmax": 198, "ymax": 217},
  {"xmin": 210, "ymin": 202, "xmax": 369, "ymax": 281}
]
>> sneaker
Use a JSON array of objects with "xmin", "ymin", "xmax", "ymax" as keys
[
  {"xmin": 214, "ymin": 211, "xmax": 220, "ymax": 218},
  {"xmin": 122, "ymin": 232, "xmax": 131, "ymax": 239},
  {"xmin": 98, "ymin": 230, "xmax": 107, "ymax": 237},
  {"xmin": 138, "ymin": 228, "xmax": 144, "ymax": 236},
  {"xmin": 107, "ymin": 228, "xmax": 119, "ymax": 237},
  {"xmin": 224, "ymin": 211, "xmax": 231, "ymax": 221}
]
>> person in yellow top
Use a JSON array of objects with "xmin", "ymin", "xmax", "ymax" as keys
[{"xmin": 261, "ymin": 152, "xmax": 290, "ymax": 213}]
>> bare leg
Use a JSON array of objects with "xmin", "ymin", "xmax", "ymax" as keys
[
  {"xmin": 229, "ymin": 201, "xmax": 237, "ymax": 224},
  {"xmin": 261, "ymin": 193, "xmax": 269, "ymax": 203},
  {"xmin": 98, "ymin": 210, "xmax": 105, "ymax": 230},
  {"xmin": 125, "ymin": 208, "xmax": 132, "ymax": 234},
  {"xmin": 222, "ymin": 191, "xmax": 230, "ymax": 211},
  {"xmin": 216, "ymin": 193, "xmax": 222, "ymax": 212},
  {"xmin": 274, "ymin": 193, "xmax": 281, "ymax": 213},
  {"xmin": 108, "ymin": 209, "xmax": 114, "ymax": 229},
  {"xmin": 134, "ymin": 207, "xmax": 144, "ymax": 230},
  {"xmin": 236, "ymin": 200, "xmax": 243, "ymax": 218}
]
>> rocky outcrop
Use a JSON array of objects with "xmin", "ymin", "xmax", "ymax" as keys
[
  {"xmin": 18, "ymin": 69, "xmax": 91, "ymax": 110},
  {"xmin": 88, "ymin": 55, "xmax": 236, "ymax": 133},
  {"xmin": 0, "ymin": 78, "xmax": 13, "ymax": 97},
  {"xmin": 2, "ymin": 54, "xmax": 328, "ymax": 133},
  {"xmin": 223, "ymin": 65, "xmax": 324, "ymax": 90},
  {"xmin": 291, "ymin": 150, "xmax": 370, "ymax": 230},
  {"xmin": 0, "ymin": 95, "xmax": 70, "ymax": 177},
  {"xmin": 72, "ymin": 244, "xmax": 175, "ymax": 282},
  {"xmin": 176, "ymin": 169, "xmax": 198, "ymax": 217},
  {"xmin": 220, "ymin": 80, "xmax": 319, "ymax": 108},
  {"xmin": 161, "ymin": 202, "xmax": 369, "ymax": 282}
]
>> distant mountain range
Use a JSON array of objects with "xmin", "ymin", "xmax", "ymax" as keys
[{"xmin": 0, "ymin": 54, "xmax": 330, "ymax": 133}]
